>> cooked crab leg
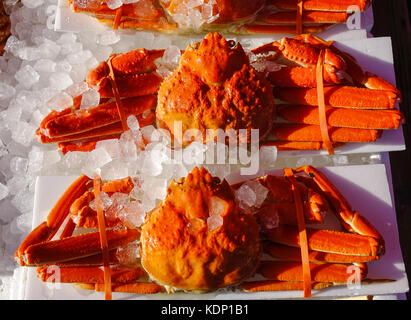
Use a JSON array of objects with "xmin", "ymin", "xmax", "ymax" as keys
[
  {"xmin": 269, "ymin": 0, "xmax": 369, "ymax": 11},
  {"xmin": 265, "ymin": 225, "xmax": 382, "ymax": 257},
  {"xmin": 87, "ymin": 49, "xmax": 165, "ymax": 98},
  {"xmin": 264, "ymin": 243, "xmax": 379, "ymax": 263},
  {"xmin": 70, "ymin": 177, "xmax": 135, "ymax": 229},
  {"xmin": 243, "ymin": 24, "xmax": 333, "ymax": 34},
  {"xmin": 37, "ymin": 110, "xmax": 155, "ymax": 144},
  {"xmin": 57, "ymin": 134, "xmax": 121, "ymax": 154},
  {"xmin": 260, "ymin": 11, "xmax": 349, "ymax": 24},
  {"xmin": 37, "ymin": 266, "xmax": 146, "ymax": 284},
  {"xmin": 261, "ymin": 140, "xmax": 345, "ymax": 151},
  {"xmin": 295, "ymin": 166, "xmax": 385, "ymax": 244},
  {"xmin": 78, "ymin": 282, "xmax": 165, "ymax": 294},
  {"xmin": 278, "ymin": 105, "xmax": 404, "ymax": 129},
  {"xmin": 275, "ymin": 86, "xmax": 399, "ymax": 109},
  {"xmin": 242, "ymin": 280, "xmax": 334, "ymax": 292},
  {"xmin": 272, "ymin": 124, "xmax": 382, "ymax": 143},
  {"xmin": 21, "ymin": 229, "xmax": 140, "ymax": 266},
  {"xmin": 41, "ymin": 96, "xmax": 156, "ymax": 138},
  {"xmin": 259, "ymin": 260, "xmax": 367, "ymax": 283},
  {"xmin": 15, "ymin": 175, "xmax": 91, "ymax": 266},
  {"xmin": 257, "ymin": 202, "xmax": 327, "ymax": 227}
]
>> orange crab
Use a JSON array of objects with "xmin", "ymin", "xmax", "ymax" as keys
[
  {"xmin": 67, "ymin": 0, "xmax": 370, "ymax": 34},
  {"xmin": 15, "ymin": 166, "xmax": 386, "ymax": 297},
  {"xmin": 35, "ymin": 32, "xmax": 402, "ymax": 154}
]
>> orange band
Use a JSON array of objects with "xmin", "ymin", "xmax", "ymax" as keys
[
  {"xmin": 107, "ymin": 56, "xmax": 129, "ymax": 132},
  {"xmin": 284, "ymin": 168, "xmax": 312, "ymax": 298},
  {"xmin": 93, "ymin": 173, "xmax": 112, "ymax": 300},
  {"xmin": 296, "ymin": 0, "xmax": 303, "ymax": 35},
  {"xmin": 113, "ymin": 6, "xmax": 123, "ymax": 30},
  {"xmin": 316, "ymin": 50, "xmax": 334, "ymax": 155}
]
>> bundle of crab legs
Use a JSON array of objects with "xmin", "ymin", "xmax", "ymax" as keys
[
  {"xmin": 36, "ymin": 32, "xmax": 403, "ymax": 155},
  {"xmin": 68, "ymin": 0, "xmax": 371, "ymax": 34},
  {"xmin": 15, "ymin": 165, "xmax": 389, "ymax": 298}
]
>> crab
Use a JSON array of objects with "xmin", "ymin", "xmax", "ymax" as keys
[
  {"xmin": 0, "ymin": 2, "xmax": 11, "ymax": 56},
  {"xmin": 35, "ymin": 32, "xmax": 403, "ymax": 154},
  {"xmin": 15, "ymin": 165, "xmax": 386, "ymax": 298},
  {"xmin": 67, "ymin": 0, "xmax": 371, "ymax": 34}
]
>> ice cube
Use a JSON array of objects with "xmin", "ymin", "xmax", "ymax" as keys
[
  {"xmin": 115, "ymin": 241, "xmax": 140, "ymax": 265},
  {"xmin": 11, "ymin": 188, "xmax": 34, "ymax": 213},
  {"xmin": 80, "ymin": 89, "xmax": 100, "ymax": 108},
  {"xmin": 106, "ymin": 0, "xmax": 123, "ymax": 9},
  {"xmin": 67, "ymin": 50, "xmax": 93, "ymax": 65},
  {"xmin": 49, "ymin": 72, "xmax": 73, "ymax": 91},
  {"xmin": 209, "ymin": 196, "xmax": 228, "ymax": 217},
  {"xmin": 97, "ymin": 31, "xmax": 121, "ymax": 46},
  {"xmin": 55, "ymin": 60, "xmax": 73, "ymax": 73},
  {"xmin": 6, "ymin": 176, "xmax": 29, "ymax": 196},
  {"xmin": 66, "ymin": 81, "xmax": 89, "ymax": 97},
  {"xmin": 0, "ymin": 83, "xmax": 16, "ymax": 100},
  {"xmin": 0, "ymin": 182, "xmax": 9, "ymax": 201},
  {"xmin": 27, "ymin": 146, "xmax": 44, "ymax": 174},
  {"xmin": 9, "ymin": 156, "xmax": 28, "ymax": 175},
  {"xmin": 183, "ymin": 142, "xmax": 205, "ymax": 165},
  {"xmin": 33, "ymin": 59, "xmax": 57, "ymax": 73},
  {"xmin": 207, "ymin": 215, "xmax": 223, "ymax": 231},
  {"xmin": 11, "ymin": 122, "xmax": 36, "ymax": 147},
  {"xmin": 96, "ymin": 139, "xmax": 121, "ymax": 159},
  {"xmin": 117, "ymin": 201, "xmax": 146, "ymax": 228},
  {"xmin": 15, "ymin": 65, "xmax": 40, "ymax": 89},
  {"xmin": 235, "ymin": 180, "xmax": 269, "ymax": 212},
  {"xmin": 22, "ymin": 0, "xmax": 44, "ymax": 8},
  {"xmin": 47, "ymin": 92, "xmax": 73, "ymax": 111},
  {"xmin": 126, "ymin": 115, "xmax": 140, "ymax": 132},
  {"xmin": 89, "ymin": 191, "xmax": 112, "ymax": 211},
  {"xmin": 43, "ymin": 150, "xmax": 61, "ymax": 167}
]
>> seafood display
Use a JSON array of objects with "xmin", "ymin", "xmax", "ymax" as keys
[
  {"xmin": 66, "ymin": 0, "xmax": 371, "ymax": 34},
  {"xmin": 35, "ymin": 32, "xmax": 403, "ymax": 154},
  {"xmin": 15, "ymin": 166, "xmax": 387, "ymax": 297}
]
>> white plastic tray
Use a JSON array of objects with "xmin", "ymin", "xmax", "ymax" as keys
[{"xmin": 22, "ymin": 164, "xmax": 409, "ymax": 299}]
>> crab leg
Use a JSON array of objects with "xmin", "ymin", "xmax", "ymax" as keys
[
  {"xmin": 278, "ymin": 105, "xmax": 404, "ymax": 129},
  {"xmin": 78, "ymin": 282, "xmax": 165, "ymax": 294},
  {"xmin": 242, "ymin": 280, "xmax": 333, "ymax": 292},
  {"xmin": 272, "ymin": 124, "xmax": 382, "ymax": 143},
  {"xmin": 266, "ymin": 66, "xmax": 342, "ymax": 87},
  {"xmin": 37, "ymin": 110, "xmax": 155, "ymax": 144},
  {"xmin": 42, "ymin": 96, "xmax": 156, "ymax": 138},
  {"xmin": 243, "ymin": 24, "xmax": 332, "ymax": 34},
  {"xmin": 259, "ymin": 260, "xmax": 367, "ymax": 283},
  {"xmin": 269, "ymin": 0, "xmax": 369, "ymax": 12},
  {"xmin": 261, "ymin": 140, "xmax": 345, "ymax": 151},
  {"xmin": 257, "ymin": 202, "xmax": 327, "ymax": 228},
  {"xmin": 15, "ymin": 175, "xmax": 91, "ymax": 266},
  {"xmin": 96, "ymin": 73, "xmax": 163, "ymax": 98},
  {"xmin": 70, "ymin": 177, "xmax": 135, "ymax": 229},
  {"xmin": 264, "ymin": 243, "xmax": 379, "ymax": 263},
  {"xmin": 265, "ymin": 225, "xmax": 382, "ymax": 256},
  {"xmin": 294, "ymin": 166, "xmax": 385, "ymax": 244},
  {"xmin": 57, "ymin": 134, "xmax": 121, "ymax": 154},
  {"xmin": 37, "ymin": 266, "xmax": 146, "ymax": 284},
  {"xmin": 260, "ymin": 11, "xmax": 349, "ymax": 24},
  {"xmin": 275, "ymin": 86, "xmax": 399, "ymax": 109},
  {"xmin": 21, "ymin": 229, "xmax": 140, "ymax": 266}
]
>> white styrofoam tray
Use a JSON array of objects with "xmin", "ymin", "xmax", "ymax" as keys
[{"xmin": 21, "ymin": 164, "xmax": 408, "ymax": 299}]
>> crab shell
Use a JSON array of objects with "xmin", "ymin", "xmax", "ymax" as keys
[
  {"xmin": 139, "ymin": 167, "xmax": 262, "ymax": 291},
  {"xmin": 156, "ymin": 32, "xmax": 276, "ymax": 146}
]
